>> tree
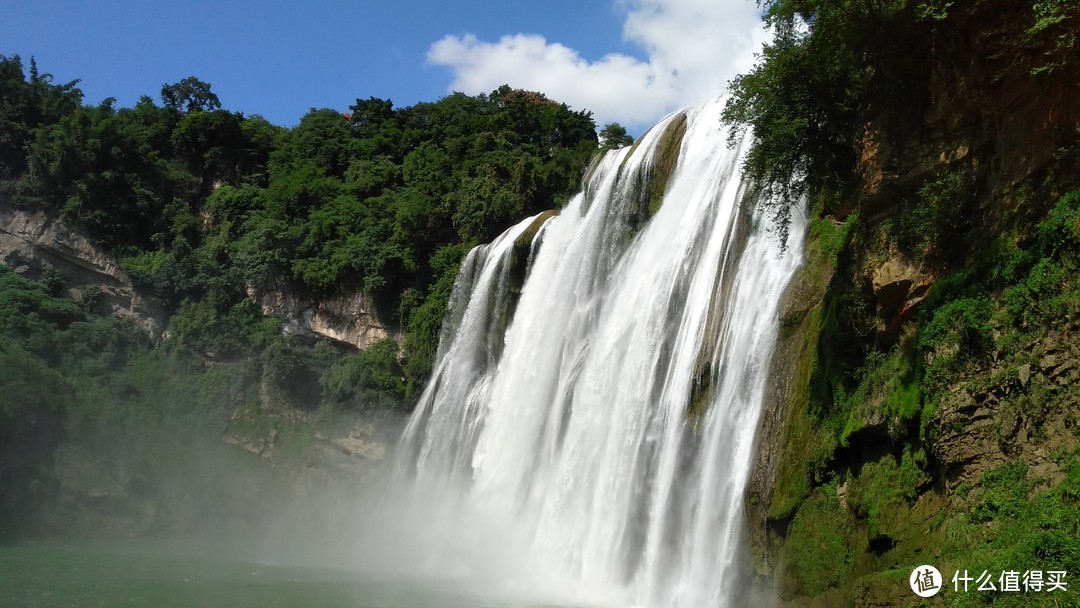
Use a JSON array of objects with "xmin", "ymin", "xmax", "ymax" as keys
[
  {"xmin": 599, "ymin": 123, "xmax": 634, "ymax": 150},
  {"xmin": 0, "ymin": 55, "xmax": 82, "ymax": 178},
  {"xmin": 161, "ymin": 76, "xmax": 221, "ymax": 113}
]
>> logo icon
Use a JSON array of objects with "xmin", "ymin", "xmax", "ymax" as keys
[{"xmin": 911, "ymin": 565, "xmax": 943, "ymax": 597}]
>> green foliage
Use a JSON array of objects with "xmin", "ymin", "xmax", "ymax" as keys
[
  {"xmin": 17, "ymin": 99, "xmax": 194, "ymax": 248},
  {"xmin": 940, "ymin": 458, "xmax": 1080, "ymax": 607},
  {"xmin": 321, "ymin": 338, "xmax": 406, "ymax": 410},
  {"xmin": 1038, "ymin": 189, "xmax": 1080, "ymax": 258},
  {"xmin": 170, "ymin": 299, "xmax": 272, "ymax": 360},
  {"xmin": 782, "ymin": 485, "xmax": 855, "ymax": 596},
  {"xmin": 915, "ymin": 0, "xmax": 954, "ymax": 21},
  {"xmin": 0, "ymin": 59, "xmax": 607, "ymax": 537},
  {"xmin": 920, "ymin": 296, "xmax": 993, "ymax": 363},
  {"xmin": 809, "ymin": 213, "xmax": 857, "ymax": 268},
  {"xmin": 0, "ymin": 265, "xmax": 86, "ymax": 343},
  {"xmin": 160, "ymin": 76, "xmax": 221, "ymax": 113},
  {"xmin": 287, "ymin": 109, "xmax": 353, "ymax": 178},
  {"xmin": 813, "ymin": 189, "xmax": 1078, "ymax": 454},
  {"xmin": 723, "ymin": 0, "xmax": 890, "ymax": 240},
  {"xmin": 722, "ymin": 0, "xmax": 1074, "ymax": 244},
  {"xmin": 0, "ymin": 339, "xmax": 69, "ymax": 535},
  {"xmin": 1027, "ymin": 0, "xmax": 1079, "ymax": 75},
  {"xmin": 599, "ymin": 123, "xmax": 634, "ymax": 150},
  {"xmin": 893, "ymin": 169, "xmax": 976, "ymax": 260},
  {"xmin": 846, "ymin": 448, "xmax": 927, "ymax": 539},
  {"xmin": 729, "ymin": 0, "xmax": 1077, "ymax": 588},
  {"xmin": 403, "ymin": 245, "xmax": 465, "ymax": 397},
  {"xmin": 837, "ymin": 345, "xmax": 924, "ymax": 445},
  {"xmin": 0, "ymin": 55, "xmax": 82, "ymax": 180},
  {"xmin": 779, "ymin": 182, "xmax": 1079, "ymax": 596},
  {"xmin": 39, "ymin": 268, "xmax": 64, "ymax": 295},
  {"xmin": 969, "ymin": 462, "xmax": 1031, "ymax": 524},
  {"xmin": 2, "ymin": 58, "xmax": 599, "ymax": 398}
]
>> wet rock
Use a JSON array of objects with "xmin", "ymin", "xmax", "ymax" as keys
[
  {"xmin": 999, "ymin": 412, "xmax": 1020, "ymax": 441},
  {"xmin": 330, "ymin": 433, "xmax": 386, "ymax": 460}
]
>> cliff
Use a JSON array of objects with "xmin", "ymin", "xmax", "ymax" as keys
[
  {"xmin": 1, "ymin": 195, "xmax": 397, "ymax": 353},
  {"xmin": 247, "ymin": 285, "xmax": 395, "ymax": 351},
  {"xmin": 0, "ymin": 200, "xmax": 168, "ymax": 338},
  {"xmin": 746, "ymin": 1, "xmax": 1079, "ymax": 605},
  {"xmin": 0, "ymin": 197, "xmax": 402, "ymax": 538}
]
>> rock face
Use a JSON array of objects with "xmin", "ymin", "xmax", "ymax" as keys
[
  {"xmin": 0, "ymin": 200, "xmax": 167, "ymax": 338},
  {"xmin": 854, "ymin": 1, "xmax": 1078, "ymax": 222},
  {"xmin": 247, "ymin": 286, "xmax": 395, "ymax": 350},
  {"xmin": 934, "ymin": 326, "xmax": 1080, "ymax": 489},
  {"xmin": 870, "ymin": 258, "xmax": 933, "ymax": 344},
  {"xmin": 746, "ymin": 3, "xmax": 1079, "ymax": 599}
]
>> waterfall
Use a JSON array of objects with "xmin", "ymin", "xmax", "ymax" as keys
[{"xmin": 395, "ymin": 97, "xmax": 805, "ymax": 607}]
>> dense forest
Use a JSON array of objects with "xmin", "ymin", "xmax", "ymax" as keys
[
  {"xmin": 1, "ymin": 58, "xmax": 608, "ymax": 396},
  {"xmin": 0, "ymin": 55, "xmax": 620, "ymax": 536}
]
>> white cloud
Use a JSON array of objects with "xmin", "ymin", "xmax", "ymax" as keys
[{"xmin": 426, "ymin": 0, "xmax": 768, "ymax": 130}]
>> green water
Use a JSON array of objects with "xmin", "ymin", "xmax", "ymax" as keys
[{"xmin": 0, "ymin": 541, "xmax": 548, "ymax": 608}]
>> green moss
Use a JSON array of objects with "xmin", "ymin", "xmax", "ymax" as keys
[
  {"xmin": 937, "ymin": 457, "xmax": 1080, "ymax": 607},
  {"xmin": 780, "ymin": 485, "xmax": 855, "ymax": 596},
  {"xmin": 644, "ymin": 113, "xmax": 687, "ymax": 217},
  {"xmin": 837, "ymin": 345, "xmax": 923, "ymax": 446},
  {"xmin": 808, "ymin": 213, "xmax": 857, "ymax": 269},
  {"xmin": 770, "ymin": 302, "xmax": 839, "ymax": 521},
  {"xmin": 845, "ymin": 448, "xmax": 928, "ymax": 540},
  {"xmin": 614, "ymin": 112, "xmax": 687, "ymax": 235},
  {"xmin": 513, "ymin": 209, "xmax": 559, "ymax": 252},
  {"xmin": 892, "ymin": 168, "xmax": 976, "ymax": 261}
]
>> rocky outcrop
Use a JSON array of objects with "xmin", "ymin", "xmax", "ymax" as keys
[
  {"xmin": 934, "ymin": 325, "xmax": 1080, "ymax": 489},
  {"xmin": 0, "ymin": 199, "xmax": 396, "ymax": 353},
  {"xmin": 747, "ymin": 4, "xmax": 1079, "ymax": 599},
  {"xmin": 0, "ymin": 200, "xmax": 167, "ymax": 338},
  {"xmin": 870, "ymin": 258, "xmax": 933, "ymax": 344},
  {"xmin": 247, "ymin": 286, "xmax": 395, "ymax": 350}
]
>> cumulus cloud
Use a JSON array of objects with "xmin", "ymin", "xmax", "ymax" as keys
[{"xmin": 427, "ymin": 0, "xmax": 768, "ymax": 130}]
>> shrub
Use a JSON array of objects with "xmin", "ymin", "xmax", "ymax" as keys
[{"xmin": 321, "ymin": 338, "xmax": 405, "ymax": 410}]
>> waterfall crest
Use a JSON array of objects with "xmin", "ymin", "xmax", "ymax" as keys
[{"xmin": 395, "ymin": 97, "xmax": 805, "ymax": 607}]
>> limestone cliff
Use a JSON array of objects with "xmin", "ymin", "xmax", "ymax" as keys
[
  {"xmin": 0, "ymin": 199, "xmax": 167, "ymax": 338},
  {"xmin": 247, "ymin": 285, "xmax": 396, "ymax": 351}
]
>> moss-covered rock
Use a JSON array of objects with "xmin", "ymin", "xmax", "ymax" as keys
[{"xmin": 619, "ymin": 112, "xmax": 688, "ymax": 235}]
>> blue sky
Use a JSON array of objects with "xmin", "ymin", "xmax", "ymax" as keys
[{"xmin": 1, "ymin": 0, "xmax": 766, "ymax": 132}]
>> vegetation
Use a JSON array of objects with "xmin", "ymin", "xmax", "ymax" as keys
[
  {"xmin": 779, "ymin": 484, "xmax": 854, "ymax": 596},
  {"xmin": 762, "ymin": 189, "xmax": 1079, "ymax": 601},
  {"xmin": 722, "ymin": 0, "xmax": 1078, "ymax": 242},
  {"xmin": 727, "ymin": 1, "xmax": 1079, "ymax": 601},
  {"xmin": 0, "ymin": 56, "xmax": 602, "ymax": 537},
  {"xmin": 598, "ymin": 122, "xmax": 634, "ymax": 150},
  {"xmin": 0, "ymin": 55, "xmax": 599, "ymax": 403}
]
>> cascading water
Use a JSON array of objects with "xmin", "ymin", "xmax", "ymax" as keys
[{"xmin": 395, "ymin": 97, "xmax": 805, "ymax": 608}]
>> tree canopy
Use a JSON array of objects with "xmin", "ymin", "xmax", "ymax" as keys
[
  {"xmin": 161, "ymin": 76, "xmax": 222, "ymax": 113},
  {"xmin": 0, "ymin": 57, "xmax": 599, "ymax": 399}
]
